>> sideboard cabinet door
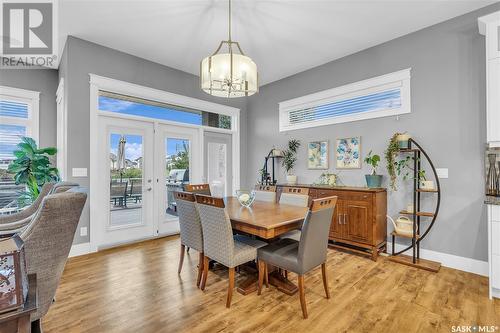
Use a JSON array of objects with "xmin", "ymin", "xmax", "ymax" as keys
[{"xmin": 344, "ymin": 199, "xmax": 372, "ymax": 245}]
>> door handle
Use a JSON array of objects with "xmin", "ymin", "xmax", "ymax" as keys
[
  {"xmin": 147, "ymin": 187, "xmax": 152, "ymax": 191},
  {"xmin": 343, "ymin": 214, "xmax": 347, "ymax": 224},
  {"xmin": 338, "ymin": 215, "xmax": 341, "ymax": 224}
]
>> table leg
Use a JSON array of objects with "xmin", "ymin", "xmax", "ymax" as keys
[{"xmin": 268, "ymin": 268, "xmax": 298, "ymax": 296}]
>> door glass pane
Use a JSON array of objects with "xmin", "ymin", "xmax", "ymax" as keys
[
  {"xmin": 165, "ymin": 138, "xmax": 190, "ymax": 221},
  {"xmin": 109, "ymin": 133, "xmax": 143, "ymax": 227},
  {"xmin": 207, "ymin": 142, "xmax": 227, "ymax": 197}
]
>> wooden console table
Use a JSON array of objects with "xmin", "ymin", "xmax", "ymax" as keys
[
  {"xmin": 277, "ymin": 184, "xmax": 387, "ymax": 261},
  {"xmin": 0, "ymin": 274, "xmax": 37, "ymax": 333}
]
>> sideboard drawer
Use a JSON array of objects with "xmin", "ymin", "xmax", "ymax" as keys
[
  {"xmin": 343, "ymin": 192, "xmax": 372, "ymax": 202},
  {"xmin": 316, "ymin": 189, "xmax": 336, "ymax": 198}
]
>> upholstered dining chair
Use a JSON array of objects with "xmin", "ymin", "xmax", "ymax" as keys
[
  {"xmin": 257, "ymin": 196, "xmax": 337, "ymax": 319},
  {"xmin": 174, "ymin": 191, "xmax": 205, "ymax": 287},
  {"xmin": 279, "ymin": 187, "xmax": 310, "ymax": 241},
  {"xmin": 195, "ymin": 194, "xmax": 267, "ymax": 308},
  {"xmin": 254, "ymin": 184, "xmax": 277, "ymax": 202},
  {"xmin": 184, "ymin": 183, "xmax": 211, "ymax": 195},
  {"xmin": 19, "ymin": 186, "xmax": 87, "ymax": 331}
]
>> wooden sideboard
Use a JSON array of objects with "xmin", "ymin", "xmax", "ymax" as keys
[{"xmin": 276, "ymin": 184, "xmax": 387, "ymax": 261}]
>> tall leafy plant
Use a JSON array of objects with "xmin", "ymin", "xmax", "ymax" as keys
[
  {"xmin": 281, "ymin": 139, "xmax": 300, "ymax": 175},
  {"xmin": 7, "ymin": 137, "xmax": 59, "ymax": 205}
]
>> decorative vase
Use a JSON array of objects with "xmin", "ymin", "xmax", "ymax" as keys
[
  {"xmin": 420, "ymin": 180, "xmax": 435, "ymax": 190},
  {"xmin": 365, "ymin": 174, "xmax": 382, "ymax": 188},
  {"xmin": 286, "ymin": 175, "xmax": 298, "ymax": 184},
  {"xmin": 397, "ymin": 133, "xmax": 411, "ymax": 149}
]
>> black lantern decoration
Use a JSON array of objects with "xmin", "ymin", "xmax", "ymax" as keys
[
  {"xmin": 261, "ymin": 148, "xmax": 284, "ymax": 185},
  {"xmin": 0, "ymin": 234, "xmax": 28, "ymax": 313}
]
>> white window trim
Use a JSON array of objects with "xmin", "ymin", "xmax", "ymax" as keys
[
  {"xmin": 88, "ymin": 74, "xmax": 241, "ymax": 253},
  {"xmin": 279, "ymin": 68, "xmax": 411, "ymax": 132},
  {"xmin": 0, "ymin": 85, "xmax": 40, "ymax": 143},
  {"xmin": 56, "ymin": 78, "xmax": 67, "ymax": 180}
]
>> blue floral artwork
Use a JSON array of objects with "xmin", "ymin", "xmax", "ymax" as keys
[
  {"xmin": 307, "ymin": 141, "xmax": 329, "ymax": 169},
  {"xmin": 336, "ymin": 137, "xmax": 361, "ymax": 169}
]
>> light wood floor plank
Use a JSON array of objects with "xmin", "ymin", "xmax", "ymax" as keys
[{"xmin": 43, "ymin": 236, "xmax": 500, "ymax": 333}]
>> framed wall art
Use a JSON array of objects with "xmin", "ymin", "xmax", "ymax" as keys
[
  {"xmin": 307, "ymin": 141, "xmax": 329, "ymax": 169},
  {"xmin": 335, "ymin": 137, "xmax": 361, "ymax": 169}
]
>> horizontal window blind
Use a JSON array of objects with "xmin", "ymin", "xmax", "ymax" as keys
[
  {"xmin": 279, "ymin": 68, "xmax": 411, "ymax": 131},
  {"xmin": 0, "ymin": 100, "xmax": 29, "ymax": 119},
  {"xmin": 288, "ymin": 89, "xmax": 401, "ymax": 125}
]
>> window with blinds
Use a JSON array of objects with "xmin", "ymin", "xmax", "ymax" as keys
[{"xmin": 279, "ymin": 69, "xmax": 411, "ymax": 132}]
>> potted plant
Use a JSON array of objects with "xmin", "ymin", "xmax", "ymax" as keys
[
  {"xmin": 418, "ymin": 170, "xmax": 435, "ymax": 190},
  {"xmin": 397, "ymin": 132, "xmax": 411, "ymax": 149},
  {"xmin": 7, "ymin": 137, "xmax": 59, "ymax": 207},
  {"xmin": 364, "ymin": 150, "xmax": 383, "ymax": 188},
  {"xmin": 282, "ymin": 139, "xmax": 300, "ymax": 184},
  {"xmin": 385, "ymin": 132, "xmax": 403, "ymax": 191}
]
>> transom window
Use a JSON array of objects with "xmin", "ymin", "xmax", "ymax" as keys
[
  {"xmin": 99, "ymin": 92, "xmax": 232, "ymax": 130},
  {"xmin": 279, "ymin": 68, "xmax": 411, "ymax": 131}
]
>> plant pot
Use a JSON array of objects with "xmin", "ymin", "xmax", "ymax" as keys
[
  {"xmin": 365, "ymin": 174, "xmax": 383, "ymax": 188},
  {"xmin": 420, "ymin": 180, "xmax": 435, "ymax": 190},
  {"xmin": 397, "ymin": 134, "xmax": 411, "ymax": 149},
  {"xmin": 286, "ymin": 175, "xmax": 297, "ymax": 184}
]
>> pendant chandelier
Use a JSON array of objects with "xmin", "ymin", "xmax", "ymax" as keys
[{"xmin": 200, "ymin": 0, "xmax": 258, "ymax": 98}]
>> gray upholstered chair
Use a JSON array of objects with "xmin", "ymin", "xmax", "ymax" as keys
[
  {"xmin": 17, "ymin": 186, "xmax": 87, "ymax": 330},
  {"xmin": 257, "ymin": 196, "xmax": 337, "ymax": 319},
  {"xmin": 279, "ymin": 187, "xmax": 310, "ymax": 241},
  {"xmin": 0, "ymin": 182, "xmax": 79, "ymax": 235},
  {"xmin": 184, "ymin": 183, "xmax": 211, "ymax": 195},
  {"xmin": 174, "ymin": 191, "xmax": 204, "ymax": 287},
  {"xmin": 254, "ymin": 184, "xmax": 277, "ymax": 202},
  {"xmin": 195, "ymin": 194, "xmax": 267, "ymax": 308}
]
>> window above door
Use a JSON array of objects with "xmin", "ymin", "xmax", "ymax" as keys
[{"xmin": 99, "ymin": 91, "xmax": 232, "ymax": 130}]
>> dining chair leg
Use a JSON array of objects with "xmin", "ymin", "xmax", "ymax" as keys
[
  {"xmin": 298, "ymin": 275, "xmax": 308, "ymax": 319},
  {"xmin": 258, "ymin": 261, "xmax": 265, "ymax": 295},
  {"xmin": 196, "ymin": 252, "xmax": 204, "ymax": 288},
  {"xmin": 321, "ymin": 263, "xmax": 330, "ymax": 299},
  {"xmin": 264, "ymin": 264, "xmax": 269, "ymax": 288},
  {"xmin": 187, "ymin": 247, "xmax": 190, "ymax": 253},
  {"xmin": 284, "ymin": 270, "xmax": 288, "ymax": 279},
  {"xmin": 226, "ymin": 267, "xmax": 235, "ymax": 308},
  {"xmin": 178, "ymin": 244, "xmax": 185, "ymax": 274},
  {"xmin": 200, "ymin": 256, "xmax": 209, "ymax": 291}
]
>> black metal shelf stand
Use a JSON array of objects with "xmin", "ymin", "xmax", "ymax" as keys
[{"xmin": 390, "ymin": 138, "xmax": 442, "ymax": 269}]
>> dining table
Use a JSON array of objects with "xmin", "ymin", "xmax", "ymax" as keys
[{"xmin": 224, "ymin": 197, "xmax": 309, "ymax": 296}]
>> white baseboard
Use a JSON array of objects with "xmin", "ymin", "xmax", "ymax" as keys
[
  {"xmin": 387, "ymin": 242, "xmax": 488, "ymax": 277},
  {"xmin": 69, "ymin": 242, "xmax": 92, "ymax": 258}
]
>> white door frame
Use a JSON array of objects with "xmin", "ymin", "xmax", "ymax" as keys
[{"xmin": 89, "ymin": 74, "xmax": 240, "ymax": 252}]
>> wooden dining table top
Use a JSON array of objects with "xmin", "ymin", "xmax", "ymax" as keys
[{"xmin": 224, "ymin": 197, "xmax": 308, "ymax": 239}]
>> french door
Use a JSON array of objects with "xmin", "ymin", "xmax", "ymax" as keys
[
  {"xmin": 96, "ymin": 116, "xmax": 201, "ymax": 249},
  {"xmin": 97, "ymin": 117, "xmax": 156, "ymax": 248},
  {"xmin": 156, "ymin": 124, "xmax": 201, "ymax": 235}
]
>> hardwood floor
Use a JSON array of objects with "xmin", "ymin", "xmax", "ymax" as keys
[{"xmin": 43, "ymin": 236, "xmax": 500, "ymax": 333}]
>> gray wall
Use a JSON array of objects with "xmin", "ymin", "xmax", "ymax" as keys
[
  {"xmin": 60, "ymin": 36, "xmax": 248, "ymax": 244},
  {"xmin": 246, "ymin": 3, "xmax": 500, "ymax": 262},
  {"xmin": 0, "ymin": 69, "xmax": 59, "ymax": 148}
]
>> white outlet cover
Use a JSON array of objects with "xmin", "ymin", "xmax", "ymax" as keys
[
  {"xmin": 436, "ymin": 168, "xmax": 448, "ymax": 179},
  {"xmin": 80, "ymin": 227, "xmax": 88, "ymax": 237},
  {"xmin": 72, "ymin": 168, "xmax": 87, "ymax": 177}
]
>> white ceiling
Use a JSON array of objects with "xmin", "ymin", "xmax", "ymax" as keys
[{"xmin": 59, "ymin": 0, "xmax": 496, "ymax": 85}]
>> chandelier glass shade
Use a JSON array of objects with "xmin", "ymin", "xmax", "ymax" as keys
[{"xmin": 200, "ymin": 0, "xmax": 258, "ymax": 98}]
